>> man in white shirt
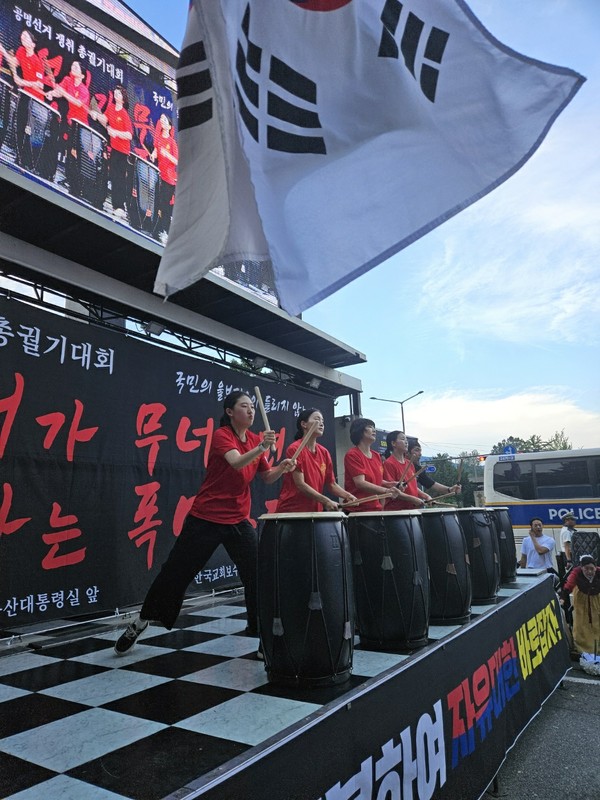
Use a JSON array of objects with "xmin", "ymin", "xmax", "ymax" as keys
[
  {"xmin": 559, "ymin": 512, "xmax": 577, "ymax": 567},
  {"xmin": 519, "ymin": 518, "xmax": 556, "ymax": 570}
]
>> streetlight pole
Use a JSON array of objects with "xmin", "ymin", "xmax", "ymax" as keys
[{"xmin": 369, "ymin": 391, "xmax": 424, "ymax": 432}]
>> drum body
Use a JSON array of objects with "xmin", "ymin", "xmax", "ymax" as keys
[
  {"xmin": 420, "ymin": 508, "xmax": 472, "ymax": 624},
  {"xmin": 349, "ymin": 511, "xmax": 429, "ymax": 650},
  {"xmin": 257, "ymin": 513, "xmax": 354, "ymax": 687},
  {"xmin": 488, "ymin": 506, "xmax": 517, "ymax": 583},
  {"xmin": 0, "ymin": 78, "xmax": 18, "ymax": 152},
  {"xmin": 16, "ymin": 91, "xmax": 60, "ymax": 178},
  {"xmin": 455, "ymin": 508, "xmax": 501, "ymax": 605},
  {"xmin": 70, "ymin": 120, "xmax": 108, "ymax": 208},
  {"xmin": 128, "ymin": 154, "xmax": 160, "ymax": 232}
]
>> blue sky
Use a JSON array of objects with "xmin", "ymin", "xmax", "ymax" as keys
[{"xmin": 125, "ymin": 0, "xmax": 600, "ymax": 456}]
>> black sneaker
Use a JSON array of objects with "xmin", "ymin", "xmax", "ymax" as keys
[{"xmin": 114, "ymin": 619, "xmax": 148, "ymax": 655}]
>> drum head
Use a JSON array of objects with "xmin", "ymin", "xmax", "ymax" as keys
[
  {"xmin": 346, "ymin": 510, "xmax": 421, "ymax": 517},
  {"xmin": 420, "ymin": 507, "xmax": 458, "ymax": 515},
  {"xmin": 259, "ymin": 512, "xmax": 345, "ymax": 520}
]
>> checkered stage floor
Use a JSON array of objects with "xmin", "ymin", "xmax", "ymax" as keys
[{"xmin": 0, "ymin": 587, "xmax": 527, "ymax": 800}]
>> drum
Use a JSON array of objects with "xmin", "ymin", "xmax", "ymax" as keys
[
  {"xmin": 16, "ymin": 90, "xmax": 60, "ymax": 179},
  {"xmin": 420, "ymin": 508, "xmax": 472, "ymax": 624},
  {"xmin": 455, "ymin": 508, "xmax": 501, "ymax": 605},
  {"xmin": 257, "ymin": 512, "xmax": 354, "ymax": 687},
  {"xmin": 0, "ymin": 78, "xmax": 18, "ymax": 153},
  {"xmin": 488, "ymin": 506, "xmax": 517, "ymax": 583},
  {"xmin": 128, "ymin": 153, "xmax": 160, "ymax": 232},
  {"xmin": 70, "ymin": 119, "xmax": 108, "ymax": 208},
  {"xmin": 348, "ymin": 511, "xmax": 429, "ymax": 650}
]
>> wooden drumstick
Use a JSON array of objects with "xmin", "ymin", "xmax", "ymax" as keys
[
  {"xmin": 291, "ymin": 419, "xmax": 320, "ymax": 464},
  {"xmin": 341, "ymin": 491, "xmax": 393, "ymax": 508},
  {"xmin": 395, "ymin": 460, "xmax": 413, "ymax": 488},
  {"xmin": 254, "ymin": 386, "xmax": 276, "ymax": 452},
  {"xmin": 425, "ymin": 490, "xmax": 461, "ymax": 504}
]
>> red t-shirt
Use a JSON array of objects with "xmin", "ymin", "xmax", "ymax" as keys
[
  {"xmin": 16, "ymin": 47, "xmax": 44, "ymax": 100},
  {"xmin": 277, "ymin": 441, "xmax": 336, "ymax": 513},
  {"xmin": 105, "ymin": 104, "xmax": 132, "ymax": 153},
  {"xmin": 191, "ymin": 426, "xmax": 269, "ymax": 524},
  {"xmin": 344, "ymin": 447, "xmax": 383, "ymax": 512},
  {"xmin": 60, "ymin": 75, "xmax": 89, "ymax": 124},
  {"xmin": 382, "ymin": 456, "xmax": 420, "ymax": 511},
  {"xmin": 155, "ymin": 134, "xmax": 178, "ymax": 185}
]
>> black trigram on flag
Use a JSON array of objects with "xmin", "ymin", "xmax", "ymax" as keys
[
  {"xmin": 379, "ymin": 0, "xmax": 449, "ymax": 103},
  {"xmin": 236, "ymin": 4, "xmax": 326, "ymax": 154},
  {"xmin": 176, "ymin": 39, "xmax": 213, "ymax": 132}
]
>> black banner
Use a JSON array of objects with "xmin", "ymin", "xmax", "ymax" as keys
[
  {"xmin": 188, "ymin": 576, "xmax": 570, "ymax": 800},
  {"xmin": 0, "ymin": 296, "xmax": 334, "ymax": 626}
]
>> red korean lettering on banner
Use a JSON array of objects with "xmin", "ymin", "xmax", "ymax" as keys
[
  {"xmin": 175, "ymin": 414, "xmax": 215, "ymax": 468},
  {"xmin": 41, "ymin": 503, "xmax": 86, "ymax": 569},
  {"xmin": 0, "ymin": 373, "xmax": 24, "ymax": 459},
  {"xmin": 128, "ymin": 481, "xmax": 162, "ymax": 569},
  {"xmin": 135, "ymin": 403, "xmax": 168, "ymax": 476},
  {"xmin": 36, "ymin": 399, "xmax": 99, "ymax": 462},
  {"xmin": 0, "ymin": 482, "xmax": 32, "ymax": 537}
]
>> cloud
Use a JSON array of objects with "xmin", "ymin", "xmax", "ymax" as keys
[{"xmin": 369, "ymin": 389, "xmax": 600, "ymax": 454}]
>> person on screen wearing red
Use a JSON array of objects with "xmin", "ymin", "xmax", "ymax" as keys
[
  {"xmin": 151, "ymin": 113, "xmax": 178, "ymax": 244},
  {"xmin": 97, "ymin": 85, "xmax": 133, "ymax": 219},
  {"xmin": 276, "ymin": 408, "xmax": 356, "ymax": 512},
  {"xmin": 6, "ymin": 30, "xmax": 45, "ymax": 170},
  {"xmin": 46, "ymin": 60, "xmax": 89, "ymax": 125},
  {"xmin": 9, "ymin": 30, "xmax": 44, "ymax": 100},
  {"xmin": 382, "ymin": 430, "xmax": 429, "ymax": 511},
  {"xmin": 114, "ymin": 391, "xmax": 295, "ymax": 658},
  {"xmin": 46, "ymin": 60, "xmax": 90, "ymax": 193},
  {"xmin": 343, "ymin": 418, "xmax": 402, "ymax": 512}
]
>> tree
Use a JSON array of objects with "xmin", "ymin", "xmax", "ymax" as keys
[{"xmin": 490, "ymin": 431, "xmax": 572, "ymax": 455}]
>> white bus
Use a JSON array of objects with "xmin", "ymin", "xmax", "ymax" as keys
[{"xmin": 483, "ymin": 448, "xmax": 600, "ymax": 557}]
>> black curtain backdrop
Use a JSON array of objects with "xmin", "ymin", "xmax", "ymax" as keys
[{"xmin": 0, "ymin": 296, "xmax": 334, "ymax": 626}]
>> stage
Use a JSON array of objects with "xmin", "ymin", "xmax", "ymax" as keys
[{"xmin": 0, "ymin": 573, "xmax": 570, "ymax": 800}]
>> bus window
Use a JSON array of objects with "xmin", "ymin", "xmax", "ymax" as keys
[
  {"xmin": 493, "ymin": 460, "xmax": 534, "ymax": 499},
  {"xmin": 534, "ymin": 458, "xmax": 592, "ymax": 499}
]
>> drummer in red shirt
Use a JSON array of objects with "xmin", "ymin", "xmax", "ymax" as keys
[
  {"xmin": 382, "ymin": 430, "xmax": 429, "ymax": 510},
  {"xmin": 151, "ymin": 113, "xmax": 178, "ymax": 243},
  {"xmin": 344, "ymin": 418, "xmax": 402, "ymax": 511},
  {"xmin": 115, "ymin": 391, "xmax": 295, "ymax": 656},
  {"xmin": 97, "ymin": 85, "xmax": 133, "ymax": 219},
  {"xmin": 6, "ymin": 30, "xmax": 45, "ymax": 169},
  {"xmin": 277, "ymin": 408, "xmax": 356, "ymax": 512}
]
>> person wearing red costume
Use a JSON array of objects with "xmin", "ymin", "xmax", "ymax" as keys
[
  {"xmin": 382, "ymin": 430, "xmax": 429, "ymax": 510},
  {"xmin": 343, "ymin": 418, "xmax": 402, "ymax": 512},
  {"xmin": 6, "ymin": 30, "xmax": 46, "ymax": 169},
  {"xmin": 47, "ymin": 60, "xmax": 89, "ymax": 125},
  {"xmin": 277, "ymin": 408, "xmax": 356, "ymax": 512},
  {"xmin": 97, "ymin": 85, "xmax": 133, "ymax": 218},
  {"xmin": 114, "ymin": 391, "xmax": 295, "ymax": 657},
  {"xmin": 151, "ymin": 113, "xmax": 178, "ymax": 243}
]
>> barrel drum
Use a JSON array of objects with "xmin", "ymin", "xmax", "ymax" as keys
[{"xmin": 258, "ymin": 513, "xmax": 354, "ymax": 687}]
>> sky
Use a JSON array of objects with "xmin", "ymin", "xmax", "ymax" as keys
[{"xmin": 124, "ymin": 0, "xmax": 600, "ymax": 457}]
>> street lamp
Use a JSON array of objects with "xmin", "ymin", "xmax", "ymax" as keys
[{"xmin": 369, "ymin": 391, "xmax": 424, "ymax": 432}]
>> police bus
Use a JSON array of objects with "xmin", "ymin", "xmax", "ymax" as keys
[{"xmin": 483, "ymin": 448, "xmax": 600, "ymax": 557}]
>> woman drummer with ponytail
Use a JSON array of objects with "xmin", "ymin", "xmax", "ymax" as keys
[
  {"xmin": 114, "ymin": 390, "xmax": 295, "ymax": 655},
  {"xmin": 276, "ymin": 408, "xmax": 356, "ymax": 512}
]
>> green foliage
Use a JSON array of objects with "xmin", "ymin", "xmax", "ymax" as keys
[{"xmin": 490, "ymin": 430, "xmax": 572, "ymax": 455}]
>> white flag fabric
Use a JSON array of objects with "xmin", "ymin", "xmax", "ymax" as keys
[{"xmin": 155, "ymin": 0, "xmax": 584, "ymax": 316}]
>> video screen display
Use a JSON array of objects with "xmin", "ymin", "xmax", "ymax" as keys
[{"xmin": 0, "ymin": 0, "xmax": 178, "ymax": 247}]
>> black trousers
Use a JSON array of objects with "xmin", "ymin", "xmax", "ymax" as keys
[
  {"xmin": 109, "ymin": 149, "xmax": 129, "ymax": 212},
  {"xmin": 140, "ymin": 515, "xmax": 258, "ymax": 631}
]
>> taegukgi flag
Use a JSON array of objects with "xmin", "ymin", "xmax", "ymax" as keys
[{"xmin": 154, "ymin": 0, "xmax": 585, "ymax": 316}]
